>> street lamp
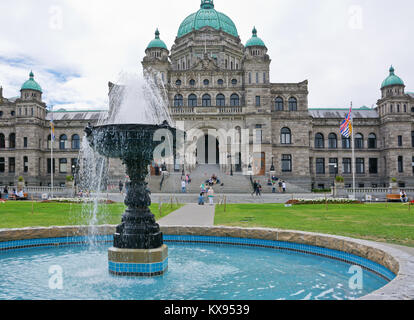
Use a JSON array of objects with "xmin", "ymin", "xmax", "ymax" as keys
[
  {"xmin": 270, "ymin": 156, "xmax": 275, "ymax": 176},
  {"xmin": 227, "ymin": 154, "xmax": 233, "ymax": 176}
]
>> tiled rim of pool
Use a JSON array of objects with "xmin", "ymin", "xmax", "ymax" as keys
[{"xmin": 0, "ymin": 225, "xmax": 413, "ymax": 300}]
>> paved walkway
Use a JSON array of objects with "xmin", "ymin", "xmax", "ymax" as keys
[{"xmin": 158, "ymin": 203, "xmax": 215, "ymax": 226}]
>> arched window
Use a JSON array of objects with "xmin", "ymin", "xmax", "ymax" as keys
[
  {"xmin": 281, "ymin": 128, "xmax": 291, "ymax": 144},
  {"xmin": 328, "ymin": 133, "xmax": 337, "ymax": 149},
  {"xmin": 0, "ymin": 133, "xmax": 5, "ymax": 149},
  {"xmin": 174, "ymin": 94, "xmax": 184, "ymax": 107},
  {"xmin": 275, "ymin": 97, "xmax": 284, "ymax": 111},
  {"xmin": 230, "ymin": 94, "xmax": 240, "ymax": 107},
  {"xmin": 216, "ymin": 94, "xmax": 225, "ymax": 107},
  {"xmin": 189, "ymin": 79, "xmax": 196, "ymax": 86},
  {"xmin": 231, "ymin": 79, "xmax": 237, "ymax": 85},
  {"xmin": 217, "ymin": 79, "xmax": 224, "ymax": 86},
  {"xmin": 175, "ymin": 79, "xmax": 182, "ymax": 86},
  {"xmin": 203, "ymin": 79, "xmax": 210, "ymax": 86},
  {"xmin": 202, "ymin": 94, "xmax": 211, "ymax": 107},
  {"xmin": 9, "ymin": 133, "xmax": 16, "ymax": 149},
  {"xmin": 368, "ymin": 133, "xmax": 377, "ymax": 149},
  {"xmin": 315, "ymin": 133, "xmax": 324, "ymax": 149},
  {"xmin": 72, "ymin": 134, "xmax": 80, "ymax": 150},
  {"xmin": 289, "ymin": 97, "xmax": 298, "ymax": 111},
  {"xmin": 188, "ymin": 94, "xmax": 197, "ymax": 107},
  {"xmin": 355, "ymin": 133, "xmax": 364, "ymax": 149},
  {"xmin": 59, "ymin": 134, "xmax": 67, "ymax": 150}
]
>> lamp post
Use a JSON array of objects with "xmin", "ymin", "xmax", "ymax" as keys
[
  {"xmin": 270, "ymin": 156, "xmax": 275, "ymax": 177},
  {"xmin": 227, "ymin": 153, "xmax": 233, "ymax": 176}
]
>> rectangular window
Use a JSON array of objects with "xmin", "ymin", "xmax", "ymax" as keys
[
  {"xmin": 398, "ymin": 135, "xmax": 403, "ymax": 147},
  {"xmin": 343, "ymin": 158, "xmax": 352, "ymax": 174},
  {"xmin": 256, "ymin": 73, "xmax": 259, "ymax": 84},
  {"xmin": 71, "ymin": 158, "xmax": 78, "ymax": 175},
  {"xmin": 398, "ymin": 156, "xmax": 404, "ymax": 173},
  {"xmin": 255, "ymin": 96, "xmax": 261, "ymax": 107},
  {"xmin": 248, "ymin": 73, "xmax": 252, "ymax": 84},
  {"xmin": 255, "ymin": 125, "xmax": 262, "ymax": 144},
  {"xmin": 329, "ymin": 158, "xmax": 338, "ymax": 174},
  {"xmin": 356, "ymin": 158, "xmax": 365, "ymax": 174},
  {"xmin": 263, "ymin": 72, "xmax": 266, "ymax": 83},
  {"xmin": 47, "ymin": 158, "xmax": 56, "ymax": 174},
  {"xmin": 0, "ymin": 157, "xmax": 4, "ymax": 173},
  {"xmin": 23, "ymin": 156, "xmax": 28, "ymax": 173},
  {"xmin": 282, "ymin": 155, "xmax": 292, "ymax": 172},
  {"xmin": 316, "ymin": 158, "xmax": 325, "ymax": 174},
  {"xmin": 342, "ymin": 137, "xmax": 351, "ymax": 149},
  {"xmin": 24, "ymin": 137, "xmax": 28, "ymax": 148},
  {"xmin": 9, "ymin": 157, "xmax": 15, "ymax": 173},
  {"xmin": 369, "ymin": 158, "xmax": 378, "ymax": 174},
  {"xmin": 59, "ymin": 159, "xmax": 67, "ymax": 174}
]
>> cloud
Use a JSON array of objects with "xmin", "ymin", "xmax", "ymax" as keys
[{"xmin": 0, "ymin": 0, "xmax": 413, "ymax": 110}]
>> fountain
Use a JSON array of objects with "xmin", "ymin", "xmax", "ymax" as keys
[{"xmin": 85, "ymin": 121, "xmax": 176, "ymax": 276}]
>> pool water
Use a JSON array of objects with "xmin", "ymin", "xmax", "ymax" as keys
[{"xmin": 0, "ymin": 243, "xmax": 388, "ymax": 300}]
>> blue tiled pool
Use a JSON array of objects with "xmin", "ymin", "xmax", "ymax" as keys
[{"xmin": 0, "ymin": 235, "xmax": 394, "ymax": 300}]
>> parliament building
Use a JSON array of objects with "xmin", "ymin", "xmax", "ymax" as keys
[{"xmin": 1, "ymin": 0, "xmax": 414, "ymax": 191}]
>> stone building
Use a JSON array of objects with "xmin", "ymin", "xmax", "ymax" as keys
[{"xmin": 1, "ymin": 0, "xmax": 414, "ymax": 191}]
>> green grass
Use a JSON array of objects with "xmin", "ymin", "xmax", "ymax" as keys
[
  {"xmin": 215, "ymin": 203, "xmax": 414, "ymax": 247},
  {"xmin": 0, "ymin": 201, "xmax": 182, "ymax": 229}
]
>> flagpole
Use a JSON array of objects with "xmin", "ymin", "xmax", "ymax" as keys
[
  {"xmin": 351, "ymin": 102, "xmax": 356, "ymax": 200},
  {"xmin": 50, "ymin": 106, "xmax": 54, "ymax": 199}
]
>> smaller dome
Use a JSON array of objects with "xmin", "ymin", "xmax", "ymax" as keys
[
  {"xmin": 21, "ymin": 71, "xmax": 42, "ymax": 93},
  {"xmin": 245, "ymin": 27, "xmax": 266, "ymax": 48},
  {"xmin": 381, "ymin": 66, "xmax": 404, "ymax": 89},
  {"xmin": 146, "ymin": 29, "xmax": 168, "ymax": 50}
]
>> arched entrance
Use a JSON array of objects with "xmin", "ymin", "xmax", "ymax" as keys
[{"xmin": 196, "ymin": 135, "xmax": 220, "ymax": 165}]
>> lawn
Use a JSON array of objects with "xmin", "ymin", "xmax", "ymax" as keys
[
  {"xmin": 0, "ymin": 201, "xmax": 182, "ymax": 229},
  {"xmin": 215, "ymin": 203, "xmax": 414, "ymax": 247}
]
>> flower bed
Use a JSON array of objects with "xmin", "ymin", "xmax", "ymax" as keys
[
  {"xmin": 41, "ymin": 198, "xmax": 116, "ymax": 204},
  {"xmin": 286, "ymin": 198, "xmax": 362, "ymax": 205}
]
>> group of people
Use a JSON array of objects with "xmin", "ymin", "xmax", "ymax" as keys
[
  {"xmin": 0, "ymin": 186, "xmax": 26, "ymax": 200},
  {"xmin": 181, "ymin": 174, "xmax": 192, "ymax": 193},
  {"xmin": 198, "ymin": 185, "xmax": 215, "ymax": 206},
  {"xmin": 206, "ymin": 174, "xmax": 221, "ymax": 187},
  {"xmin": 269, "ymin": 176, "xmax": 287, "ymax": 194}
]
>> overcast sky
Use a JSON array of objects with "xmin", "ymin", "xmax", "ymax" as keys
[{"xmin": 0, "ymin": 0, "xmax": 413, "ymax": 111}]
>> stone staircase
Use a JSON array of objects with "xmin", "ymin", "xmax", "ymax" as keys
[{"xmin": 147, "ymin": 164, "xmax": 311, "ymax": 194}]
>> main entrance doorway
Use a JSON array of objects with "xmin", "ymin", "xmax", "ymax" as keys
[{"xmin": 196, "ymin": 135, "xmax": 220, "ymax": 165}]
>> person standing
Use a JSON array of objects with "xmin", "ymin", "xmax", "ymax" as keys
[
  {"xmin": 200, "ymin": 183, "xmax": 206, "ymax": 195},
  {"xmin": 278, "ymin": 181, "xmax": 283, "ymax": 193},
  {"xmin": 251, "ymin": 180, "xmax": 258, "ymax": 196},
  {"xmin": 282, "ymin": 181, "xmax": 287, "ymax": 193},
  {"xmin": 181, "ymin": 179, "xmax": 187, "ymax": 193},
  {"xmin": 119, "ymin": 180, "xmax": 124, "ymax": 194},
  {"xmin": 3, "ymin": 186, "xmax": 8, "ymax": 200},
  {"xmin": 198, "ymin": 192, "xmax": 205, "ymax": 206},
  {"xmin": 207, "ymin": 187, "xmax": 215, "ymax": 206}
]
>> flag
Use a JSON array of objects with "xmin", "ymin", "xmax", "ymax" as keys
[
  {"xmin": 340, "ymin": 107, "xmax": 353, "ymax": 138},
  {"xmin": 50, "ymin": 120, "xmax": 55, "ymax": 141}
]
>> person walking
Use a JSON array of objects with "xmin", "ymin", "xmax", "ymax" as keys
[
  {"xmin": 200, "ymin": 183, "xmax": 206, "ymax": 195},
  {"xmin": 181, "ymin": 179, "xmax": 187, "ymax": 193},
  {"xmin": 256, "ymin": 182, "xmax": 262, "ymax": 197},
  {"xmin": 278, "ymin": 181, "xmax": 283, "ymax": 193},
  {"xmin": 119, "ymin": 180, "xmax": 123, "ymax": 194},
  {"xmin": 207, "ymin": 187, "xmax": 215, "ymax": 206},
  {"xmin": 3, "ymin": 186, "xmax": 8, "ymax": 200}
]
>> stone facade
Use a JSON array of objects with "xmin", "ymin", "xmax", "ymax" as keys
[{"xmin": 1, "ymin": 0, "xmax": 414, "ymax": 191}]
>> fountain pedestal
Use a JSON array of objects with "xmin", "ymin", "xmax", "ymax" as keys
[{"xmin": 85, "ymin": 122, "xmax": 175, "ymax": 277}]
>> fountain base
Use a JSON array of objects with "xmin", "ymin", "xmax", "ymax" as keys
[{"xmin": 108, "ymin": 245, "xmax": 168, "ymax": 277}]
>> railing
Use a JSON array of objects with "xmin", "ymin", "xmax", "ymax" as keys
[
  {"xmin": 345, "ymin": 188, "xmax": 414, "ymax": 194},
  {"xmin": 170, "ymin": 106, "xmax": 243, "ymax": 115}
]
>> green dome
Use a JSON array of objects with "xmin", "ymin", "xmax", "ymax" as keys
[
  {"xmin": 21, "ymin": 71, "xmax": 42, "ymax": 93},
  {"xmin": 177, "ymin": 0, "xmax": 239, "ymax": 39},
  {"xmin": 381, "ymin": 66, "xmax": 405, "ymax": 89},
  {"xmin": 147, "ymin": 29, "xmax": 168, "ymax": 50},
  {"xmin": 245, "ymin": 27, "xmax": 266, "ymax": 48}
]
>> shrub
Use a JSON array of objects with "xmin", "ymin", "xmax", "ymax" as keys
[
  {"xmin": 18, "ymin": 176, "xmax": 24, "ymax": 182},
  {"xmin": 391, "ymin": 178, "xmax": 397, "ymax": 183},
  {"xmin": 335, "ymin": 176, "xmax": 344, "ymax": 183},
  {"xmin": 66, "ymin": 175, "xmax": 74, "ymax": 182},
  {"xmin": 312, "ymin": 189, "xmax": 332, "ymax": 193}
]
